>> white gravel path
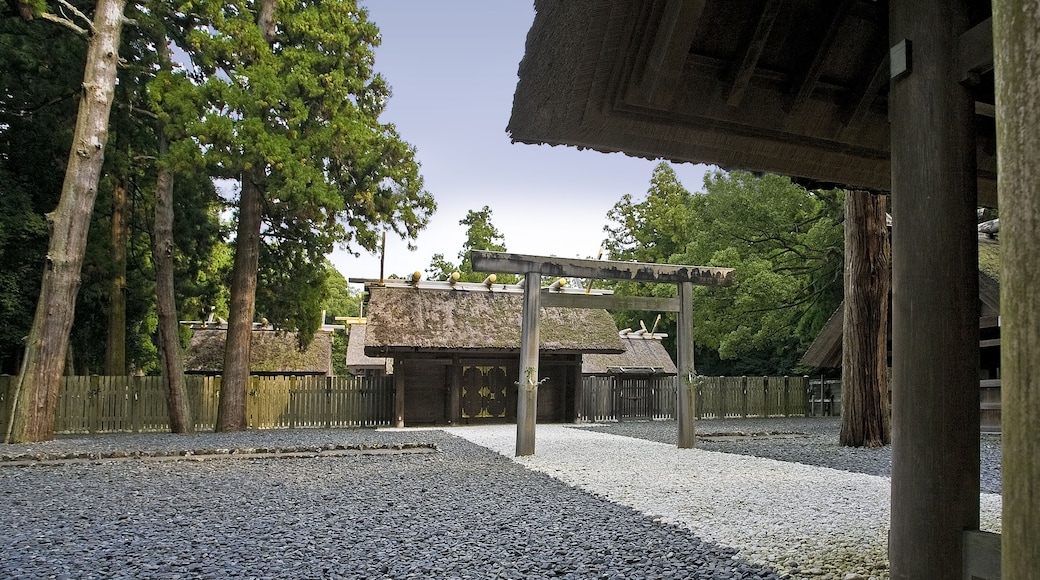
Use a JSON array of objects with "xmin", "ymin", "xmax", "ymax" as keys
[{"xmin": 445, "ymin": 424, "xmax": 1003, "ymax": 580}]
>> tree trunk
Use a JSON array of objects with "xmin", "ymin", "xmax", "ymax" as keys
[
  {"xmin": 153, "ymin": 134, "xmax": 194, "ymax": 434},
  {"xmin": 994, "ymin": 0, "xmax": 1040, "ymax": 575},
  {"xmin": 215, "ymin": 166, "xmax": 262, "ymax": 432},
  {"xmin": 104, "ymin": 179, "xmax": 128, "ymax": 375},
  {"xmin": 839, "ymin": 190, "xmax": 891, "ymax": 447},
  {"xmin": 5, "ymin": 0, "xmax": 127, "ymax": 443},
  {"xmin": 215, "ymin": 0, "xmax": 278, "ymax": 432}
]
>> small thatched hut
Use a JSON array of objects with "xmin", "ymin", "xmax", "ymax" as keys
[
  {"xmin": 344, "ymin": 323, "xmax": 391, "ymax": 377},
  {"xmin": 582, "ymin": 332, "xmax": 677, "ymax": 378},
  {"xmin": 364, "ymin": 283, "xmax": 624, "ymax": 426},
  {"xmin": 184, "ymin": 328, "xmax": 333, "ymax": 376}
]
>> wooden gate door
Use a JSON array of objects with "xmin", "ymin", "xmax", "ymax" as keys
[
  {"xmin": 461, "ymin": 364, "xmax": 511, "ymax": 421},
  {"xmin": 616, "ymin": 377, "xmax": 655, "ymax": 421}
]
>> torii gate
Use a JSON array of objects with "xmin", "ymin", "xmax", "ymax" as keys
[{"xmin": 470, "ymin": 251, "xmax": 735, "ymax": 456}]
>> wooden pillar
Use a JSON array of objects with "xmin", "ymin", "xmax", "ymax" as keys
[
  {"xmin": 516, "ymin": 273, "xmax": 540, "ymax": 456},
  {"xmin": 449, "ymin": 355, "xmax": 461, "ymax": 425},
  {"xmin": 888, "ymin": 1, "xmax": 980, "ymax": 578},
  {"xmin": 572, "ymin": 360, "xmax": 583, "ymax": 423},
  {"xmin": 676, "ymin": 281, "xmax": 696, "ymax": 448},
  {"xmin": 993, "ymin": 1, "xmax": 1040, "ymax": 575},
  {"xmin": 840, "ymin": 190, "xmax": 891, "ymax": 447},
  {"xmin": 393, "ymin": 359, "xmax": 405, "ymax": 428}
]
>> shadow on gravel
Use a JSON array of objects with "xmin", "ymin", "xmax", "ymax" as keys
[
  {"xmin": 0, "ymin": 429, "xmax": 783, "ymax": 580},
  {"xmin": 576, "ymin": 417, "xmax": 1002, "ymax": 495}
]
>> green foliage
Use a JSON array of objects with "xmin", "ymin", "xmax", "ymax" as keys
[
  {"xmin": 323, "ymin": 267, "xmax": 361, "ymax": 320},
  {"xmin": 180, "ymin": 0, "xmax": 434, "ymax": 254},
  {"xmin": 168, "ymin": 0, "xmax": 434, "ymax": 345},
  {"xmin": 602, "ymin": 164, "xmax": 844, "ymax": 375},
  {"xmin": 0, "ymin": 170, "xmax": 49, "ymax": 373},
  {"xmin": 426, "ymin": 206, "xmax": 518, "ymax": 283},
  {"xmin": 2, "ymin": 0, "xmax": 431, "ymax": 376},
  {"xmin": 681, "ymin": 171, "xmax": 844, "ymax": 371},
  {"xmin": 0, "ymin": 8, "xmax": 86, "ymax": 373},
  {"xmin": 322, "ymin": 267, "xmax": 358, "ymax": 376}
]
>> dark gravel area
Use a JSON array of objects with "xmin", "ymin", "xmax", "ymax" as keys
[
  {"xmin": 579, "ymin": 417, "xmax": 1003, "ymax": 494},
  {"xmin": 0, "ymin": 429, "xmax": 782, "ymax": 580}
]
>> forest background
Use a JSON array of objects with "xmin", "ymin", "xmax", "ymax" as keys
[{"xmin": 0, "ymin": 0, "xmax": 847, "ymax": 390}]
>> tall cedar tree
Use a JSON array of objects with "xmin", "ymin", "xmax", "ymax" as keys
[
  {"xmin": 148, "ymin": 26, "xmax": 194, "ymax": 432},
  {"xmin": 426, "ymin": 206, "xmax": 517, "ymax": 283},
  {"xmin": 839, "ymin": 191, "xmax": 890, "ymax": 447},
  {"xmin": 179, "ymin": 0, "xmax": 433, "ymax": 431},
  {"xmin": 6, "ymin": 0, "xmax": 128, "ymax": 443}
]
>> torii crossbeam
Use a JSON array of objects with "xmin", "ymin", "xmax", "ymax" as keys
[{"xmin": 470, "ymin": 251, "xmax": 735, "ymax": 456}]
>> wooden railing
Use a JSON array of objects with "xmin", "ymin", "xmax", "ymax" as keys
[
  {"xmin": 581, "ymin": 375, "xmax": 813, "ymax": 422},
  {"xmin": 1, "ymin": 373, "xmax": 821, "ymax": 434},
  {"xmin": 0, "ymin": 374, "xmax": 394, "ymax": 434}
]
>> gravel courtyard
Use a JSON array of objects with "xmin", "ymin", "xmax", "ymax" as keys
[{"xmin": 0, "ymin": 418, "xmax": 1002, "ymax": 580}]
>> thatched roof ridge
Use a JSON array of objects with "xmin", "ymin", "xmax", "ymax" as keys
[
  {"xmin": 583, "ymin": 335, "xmax": 677, "ymax": 375},
  {"xmin": 345, "ymin": 324, "xmax": 391, "ymax": 373},
  {"xmin": 364, "ymin": 286, "xmax": 624, "ymax": 355},
  {"xmin": 185, "ymin": 329, "xmax": 332, "ymax": 375}
]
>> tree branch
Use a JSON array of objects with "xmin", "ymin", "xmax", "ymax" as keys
[{"xmin": 37, "ymin": 11, "xmax": 88, "ymax": 36}]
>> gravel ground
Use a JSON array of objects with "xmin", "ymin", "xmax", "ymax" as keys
[
  {"xmin": 0, "ymin": 428, "xmax": 781, "ymax": 580},
  {"xmin": 0, "ymin": 420, "xmax": 1002, "ymax": 580},
  {"xmin": 448, "ymin": 421, "xmax": 1002, "ymax": 580},
  {"xmin": 577, "ymin": 417, "xmax": 1003, "ymax": 494}
]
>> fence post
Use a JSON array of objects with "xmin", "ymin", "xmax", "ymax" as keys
[
  {"xmin": 741, "ymin": 376, "xmax": 748, "ymax": 418},
  {"xmin": 288, "ymin": 379, "xmax": 297, "ymax": 429},
  {"xmin": 783, "ymin": 375, "xmax": 790, "ymax": 417},
  {"xmin": 325, "ymin": 375, "xmax": 332, "ymax": 429},
  {"xmin": 765, "ymin": 378, "xmax": 773, "ymax": 417},
  {"xmin": 131, "ymin": 375, "xmax": 143, "ymax": 433},
  {"xmin": 89, "ymin": 375, "xmax": 100, "ymax": 434}
]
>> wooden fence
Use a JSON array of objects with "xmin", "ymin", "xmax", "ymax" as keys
[
  {"xmin": 0, "ymin": 374, "xmax": 394, "ymax": 434},
  {"xmin": 581, "ymin": 375, "xmax": 814, "ymax": 422},
  {"xmin": 0, "ymin": 373, "xmax": 827, "ymax": 434}
]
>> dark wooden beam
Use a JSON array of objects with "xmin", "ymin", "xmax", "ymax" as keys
[
  {"xmin": 542, "ymin": 292, "xmax": 681, "ymax": 312},
  {"xmin": 839, "ymin": 46, "xmax": 889, "ymax": 129},
  {"xmin": 626, "ymin": 0, "xmax": 706, "ymax": 110},
  {"xmin": 962, "ymin": 530, "xmax": 1001, "ymax": 580},
  {"xmin": 785, "ymin": 0, "xmax": 855, "ymax": 113},
  {"xmin": 888, "ymin": 0, "xmax": 980, "ymax": 577},
  {"xmin": 725, "ymin": 0, "xmax": 784, "ymax": 107},
  {"xmin": 393, "ymin": 362, "xmax": 405, "ymax": 428},
  {"xmin": 470, "ymin": 251, "xmax": 735, "ymax": 286},
  {"xmin": 958, "ymin": 17, "xmax": 993, "ymax": 86}
]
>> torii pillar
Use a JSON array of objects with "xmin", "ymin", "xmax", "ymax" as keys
[{"xmin": 470, "ymin": 251, "xmax": 734, "ymax": 456}]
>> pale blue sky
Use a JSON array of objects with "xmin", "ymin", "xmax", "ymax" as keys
[{"xmin": 331, "ymin": 1, "xmax": 711, "ymax": 282}]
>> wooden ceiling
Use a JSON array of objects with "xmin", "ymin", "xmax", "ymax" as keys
[{"xmin": 509, "ymin": 0, "xmax": 997, "ymax": 205}]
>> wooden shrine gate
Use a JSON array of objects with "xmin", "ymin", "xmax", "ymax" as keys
[{"xmin": 471, "ymin": 250, "xmax": 733, "ymax": 456}]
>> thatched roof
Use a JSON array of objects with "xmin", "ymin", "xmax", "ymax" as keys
[
  {"xmin": 583, "ymin": 334, "xmax": 677, "ymax": 375},
  {"xmin": 345, "ymin": 324, "xmax": 391, "ymax": 374},
  {"xmin": 509, "ymin": 1, "xmax": 997, "ymax": 205},
  {"xmin": 363, "ymin": 286, "xmax": 625, "ymax": 355},
  {"xmin": 185, "ymin": 329, "xmax": 332, "ymax": 375}
]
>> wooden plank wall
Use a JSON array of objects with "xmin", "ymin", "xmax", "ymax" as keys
[
  {"xmin": 581, "ymin": 376, "xmax": 811, "ymax": 422},
  {"xmin": 0, "ymin": 374, "xmax": 394, "ymax": 434}
]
